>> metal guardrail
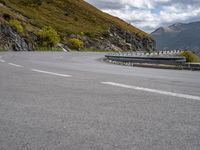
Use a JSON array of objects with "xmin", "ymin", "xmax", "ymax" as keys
[
  {"xmin": 104, "ymin": 51, "xmax": 200, "ymax": 70},
  {"xmin": 107, "ymin": 50, "xmax": 184, "ymax": 57},
  {"xmin": 105, "ymin": 50, "xmax": 186, "ymax": 64}
]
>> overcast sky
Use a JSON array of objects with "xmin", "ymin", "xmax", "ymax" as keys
[{"xmin": 86, "ymin": 0, "xmax": 200, "ymax": 33}]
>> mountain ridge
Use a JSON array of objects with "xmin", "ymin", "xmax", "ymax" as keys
[{"xmin": 151, "ymin": 21, "xmax": 200, "ymax": 55}]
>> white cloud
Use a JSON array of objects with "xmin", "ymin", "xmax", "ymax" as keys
[
  {"xmin": 120, "ymin": 0, "xmax": 154, "ymax": 9},
  {"xmin": 86, "ymin": 0, "xmax": 200, "ymax": 33}
]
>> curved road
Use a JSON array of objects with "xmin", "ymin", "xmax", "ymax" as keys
[{"xmin": 0, "ymin": 52, "xmax": 200, "ymax": 150}]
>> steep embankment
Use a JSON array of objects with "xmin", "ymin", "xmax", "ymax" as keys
[{"xmin": 0, "ymin": 0, "xmax": 155, "ymax": 51}]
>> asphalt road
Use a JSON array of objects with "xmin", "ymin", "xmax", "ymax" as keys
[{"xmin": 0, "ymin": 52, "xmax": 200, "ymax": 150}]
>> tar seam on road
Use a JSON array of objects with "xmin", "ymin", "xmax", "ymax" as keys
[
  {"xmin": 31, "ymin": 69, "xmax": 71, "ymax": 77},
  {"xmin": 102, "ymin": 82, "xmax": 200, "ymax": 101},
  {"xmin": 8, "ymin": 63, "xmax": 23, "ymax": 68}
]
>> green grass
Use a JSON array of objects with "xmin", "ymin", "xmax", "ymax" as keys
[
  {"xmin": 68, "ymin": 38, "xmax": 84, "ymax": 50},
  {"xmin": 0, "ymin": 46, "xmax": 62, "ymax": 52},
  {"xmin": 0, "ymin": 47, "xmax": 9, "ymax": 51},
  {"xmin": 0, "ymin": 0, "xmax": 153, "ymax": 40},
  {"xmin": 180, "ymin": 51, "xmax": 200, "ymax": 62},
  {"xmin": 9, "ymin": 19, "xmax": 24, "ymax": 33}
]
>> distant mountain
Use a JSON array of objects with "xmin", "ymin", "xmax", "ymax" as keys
[{"xmin": 151, "ymin": 21, "xmax": 200, "ymax": 55}]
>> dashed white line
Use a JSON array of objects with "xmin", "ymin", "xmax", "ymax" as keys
[
  {"xmin": 8, "ymin": 63, "xmax": 23, "ymax": 68},
  {"xmin": 0, "ymin": 59, "xmax": 5, "ymax": 63},
  {"xmin": 31, "ymin": 69, "xmax": 71, "ymax": 77},
  {"xmin": 101, "ymin": 82, "xmax": 200, "ymax": 101}
]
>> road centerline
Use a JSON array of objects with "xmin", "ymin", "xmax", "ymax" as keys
[
  {"xmin": 31, "ymin": 69, "xmax": 71, "ymax": 77},
  {"xmin": 8, "ymin": 63, "xmax": 23, "ymax": 68},
  {"xmin": 101, "ymin": 82, "xmax": 200, "ymax": 101}
]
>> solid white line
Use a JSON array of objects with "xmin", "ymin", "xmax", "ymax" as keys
[
  {"xmin": 8, "ymin": 63, "xmax": 23, "ymax": 68},
  {"xmin": 31, "ymin": 69, "xmax": 71, "ymax": 77},
  {"xmin": 101, "ymin": 82, "xmax": 200, "ymax": 101},
  {"xmin": 0, "ymin": 59, "xmax": 5, "ymax": 63}
]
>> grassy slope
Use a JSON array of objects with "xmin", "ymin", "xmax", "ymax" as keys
[
  {"xmin": 180, "ymin": 51, "xmax": 200, "ymax": 62},
  {"xmin": 0, "ymin": 0, "xmax": 152, "ymax": 40}
]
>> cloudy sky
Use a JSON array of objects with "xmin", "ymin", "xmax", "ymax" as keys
[{"xmin": 86, "ymin": 0, "xmax": 200, "ymax": 33}]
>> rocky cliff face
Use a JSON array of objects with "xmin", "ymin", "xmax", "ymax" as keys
[
  {"xmin": 109, "ymin": 26, "xmax": 155, "ymax": 51},
  {"xmin": 81, "ymin": 26, "xmax": 155, "ymax": 51},
  {"xmin": 0, "ymin": 22, "xmax": 155, "ymax": 52},
  {"xmin": 0, "ymin": 24, "xmax": 34, "ymax": 51}
]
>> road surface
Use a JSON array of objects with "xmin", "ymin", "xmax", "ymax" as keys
[{"xmin": 0, "ymin": 52, "xmax": 200, "ymax": 150}]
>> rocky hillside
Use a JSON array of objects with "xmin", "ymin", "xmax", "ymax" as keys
[
  {"xmin": 0, "ymin": 0, "xmax": 155, "ymax": 51},
  {"xmin": 151, "ymin": 22, "xmax": 200, "ymax": 55}
]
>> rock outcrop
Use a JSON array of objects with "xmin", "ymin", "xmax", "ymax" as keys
[
  {"xmin": 0, "ymin": 22, "xmax": 155, "ymax": 52},
  {"xmin": 0, "ymin": 24, "xmax": 34, "ymax": 51},
  {"xmin": 82, "ymin": 26, "xmax": 155, "ymax": 51}
]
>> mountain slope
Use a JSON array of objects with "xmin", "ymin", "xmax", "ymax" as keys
[
  {"xmin": 0, "ymin": 0, "xmax": 155, "ymax": 51},
  {"xmin": 151, "ymin": 22, "xmax": 200, "ymax": 55}
]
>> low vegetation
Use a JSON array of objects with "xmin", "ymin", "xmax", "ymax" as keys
[
  {"xmin": 39, "ymin": 26, "xmax": 60, "ymax": 47},
  {"xmin": 180, "ymin": 51, "xmax": 200, "ymax": 62},
  {"xmin": 68, "ymin": 38, "xmax": 84, "ymax": 50},
  {"xmin": 9, "ymin": 19, "xmax": 23, "ymax": 33},
  {"xmin": 0, "ymin": 47, "xmax": 9, "ymax": 51},
  {"xmin": 20, "ymin": 0, "xmax": 43, "ymax": 6}
]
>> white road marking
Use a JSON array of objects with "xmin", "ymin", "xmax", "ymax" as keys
[
  {"xmin": 0, "ymin": 59, "xmax": 5, "ymax": 63},
  {"xmin": 101, "ymin": 82, "xmax": 200, "ymax": 101},
  {"xmin": 31, "ymin": 69, "xmax": 71, "ymax": 77},
  {"xmin": 8, "ymin": 63, "xmax": 23, "ymax": 68}
]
